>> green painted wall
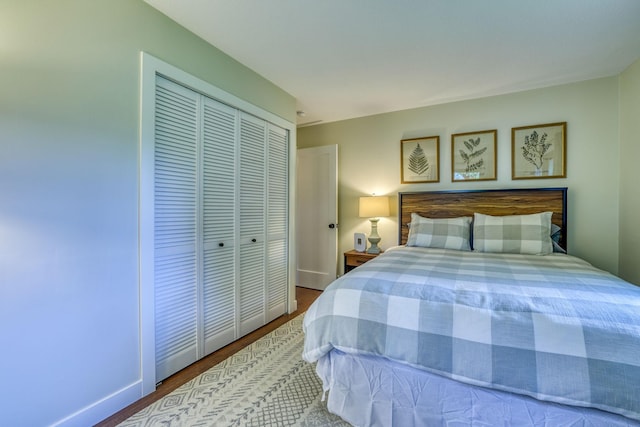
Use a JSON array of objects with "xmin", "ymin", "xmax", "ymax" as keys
[
  {"xmin": 0, "ymin": 1, "xmax": 295, "ymax": 425},
  {"xmin": 619, "ymin": 58, "xmax": 640, "ymax": 284},
  {"xmin": 298, "ymin": 77, "xmax": 621, "ymax": 275}
]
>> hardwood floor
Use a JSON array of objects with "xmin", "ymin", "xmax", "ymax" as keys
[{"xmin": 95, "ymin": 286, "xmax": 322, "ymax": 426}]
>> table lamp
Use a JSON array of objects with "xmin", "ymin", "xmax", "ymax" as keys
[{"xmin": 359, "ymin": 195, "xmax": 390, "ymax": 254}]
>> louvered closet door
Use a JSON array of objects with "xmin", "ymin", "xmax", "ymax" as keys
[
  {"xmin": 201, "ymin": 98, "xmax": 238, "ymax": 354},
  {"xmin": 266, "ymin": 125, "xmax": 288, "ymax": 322},
  {"xmin": 154, "ymin": 77, "xmax": 199, "ymax": 381},
  {"xmin": 151, "ymin": 74, "xmax": 289, "ymax": 382},
  {"xmin": 238, "ymin": 113, "xmax": 267, "ymax": 336}
]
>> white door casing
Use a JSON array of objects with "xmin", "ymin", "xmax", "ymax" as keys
[{"xmin": 296, "ymin": 145, "xmax": 338, "ymax": 290}]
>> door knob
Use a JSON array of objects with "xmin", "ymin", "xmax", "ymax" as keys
[{"xmin": 328, "ymin": 223, "xmax": 336, "ymax": 229}]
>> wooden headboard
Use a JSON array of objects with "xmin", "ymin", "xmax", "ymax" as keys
[{"xmin": 398, "ymin": 188, "xmax": 568, "ymax": 250}]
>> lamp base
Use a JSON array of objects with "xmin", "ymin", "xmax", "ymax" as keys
[
  {"xmin": 366, "ymin": 218, "xmax": 382, "ymax": 254},
  {"xmin": 366, "ymin": 242, "xmax": 381, "ymax": 254}
]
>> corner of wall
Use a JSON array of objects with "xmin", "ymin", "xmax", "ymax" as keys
[{"xmin": 617, "ymin": 57, "xmax": 640, "ymax": 285}]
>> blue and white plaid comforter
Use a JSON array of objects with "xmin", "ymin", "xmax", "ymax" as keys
[{"xmin": 302, "ymin": 247, "xmax": 640, "ymax": 421}]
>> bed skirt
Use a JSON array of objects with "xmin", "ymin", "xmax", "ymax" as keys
[{"xmin": 316, "ymin": 350, "xmax": 639, "ymax": 427}]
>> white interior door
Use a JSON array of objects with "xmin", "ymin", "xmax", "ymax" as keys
[
  {"xmin": 238, "ymin": 113, "xmax": 267, "ymax": 336},
  {"xmin": 296, "ymin": 145, "xmax": 338, "ymax": 290},
  {"xmin": 153, "ymin": 77, "xmax": 200, "ymax": 382}
]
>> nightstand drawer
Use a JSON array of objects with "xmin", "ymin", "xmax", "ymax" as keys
[
  {"xmin": 346, "ymin": 253, "xmax": 373, "ymax": 267},
  {"xmin": 344, "ymin": 250, "xmax": 382, "ymax": 273}
]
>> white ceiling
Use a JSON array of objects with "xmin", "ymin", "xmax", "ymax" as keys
[{"xmin": 145, "ymin": 0, "xmax": 640, "ymax": 127}]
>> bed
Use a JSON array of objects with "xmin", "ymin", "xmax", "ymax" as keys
[{"xmin": 303, "ymin": 188, "xmax": 640, "ymax": 426}]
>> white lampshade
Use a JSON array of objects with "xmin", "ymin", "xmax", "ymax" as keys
[{"xmin": 359, "ymin": 196, "xmax": 390, "ymax": 218}]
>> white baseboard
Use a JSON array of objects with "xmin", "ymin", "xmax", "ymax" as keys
[{"xmin": 51, "ymin": 380, "xmax": 143, "ymax": 427}]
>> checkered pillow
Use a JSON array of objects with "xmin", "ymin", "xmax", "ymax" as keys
[
  {"xmin": 406, "ymin": 213, "xmax": 472, "ymax": 251},
  {"xmin": 473, "ymin": 212, "xmax": 553, "ymax": 255}
]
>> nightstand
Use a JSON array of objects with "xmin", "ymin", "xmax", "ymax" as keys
[{"xmin": 344, "ymin": 250, "xmax": 382, "ymax": 273}]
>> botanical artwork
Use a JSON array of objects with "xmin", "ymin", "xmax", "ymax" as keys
[
  {"xmin": 452, "ymin": 130, "xmax": 497, "ymax": 182},
  {"xmin": 408, "ymin": 143, "xmax": 430, "ymax": 175},
  {"xmin": 512, "ymin": 122, "xmax": 566, "ymax": 179},
  {"xmin": 459, "ymin": 137, "xmax": 487, "ymax": 173},
  {"xmin": 401, "ymin": 136, "xmax": 439, "ymax": 183},
  {"xmin": 521, "ymin": 130, "xmax": 549, "ymax": 170}
]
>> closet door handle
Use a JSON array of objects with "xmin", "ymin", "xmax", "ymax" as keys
[
  {"xmin": 251, "ymin": 238, "xmax": 257, "ymax": 243},
  {"xmin": 218, "ymin": 243, "xmax": 224, "ymax": 247}
]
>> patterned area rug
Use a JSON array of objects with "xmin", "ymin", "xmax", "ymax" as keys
[{"xmin": 119, "ymin": 314, "xmax": 350, "ymax": 426}]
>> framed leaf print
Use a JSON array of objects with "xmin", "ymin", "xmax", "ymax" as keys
[
  {"xmin": 401, "ymin": 136, "xmax": 440, "ymax": 183},
  {"xmin": 512, "ymin": 122, "xmax": 566, "ymax": 179},
  {"xmin": 451, "ymin": 129, "xmax": 497, "ymax": 182}
]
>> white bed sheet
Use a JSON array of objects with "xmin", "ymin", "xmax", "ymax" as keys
[{"xmin": 317, "ymin": 350, "xmax": 640, "ymax": 427}]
